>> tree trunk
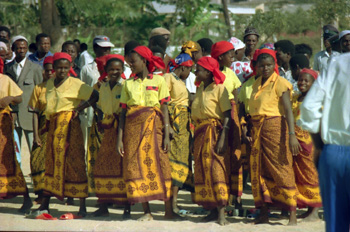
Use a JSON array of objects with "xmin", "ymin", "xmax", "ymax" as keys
[
  {"xmin": 41, "ymin": 0, "xmax": 64, "ymax": 52},
  {"xmin": 221, "ymin": 0, "xmax": 232, "ymax": 38}
]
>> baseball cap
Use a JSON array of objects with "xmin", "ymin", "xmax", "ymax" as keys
[{"xmin": 93, "ymin": 35, "xmax": 114, "ymax": 48}]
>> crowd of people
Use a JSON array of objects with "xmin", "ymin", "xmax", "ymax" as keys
[{"xmin": 0, "ymin": 24, "xmax": 349, "ymax": 231}]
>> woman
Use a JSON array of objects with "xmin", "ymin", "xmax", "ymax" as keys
[
  {"xmin": 248, "ymin": 49, "xmax": 301, "ymax": 225},
  {"xmin": 163, "ymin": 53, "xmax": 193, "ymax": 213},
  {"xmin": 292, "ymin": 68, "xmax": 322, "ymax": 220},
  {"xmin": 211, "ymin": 41, "xmax": 243, "ymax": 208},
  {"xmin": 192, "ymin": 56, "xmax": 232, "ymax": 226},
  {"xmin": 92, "ymin": 54, "xmax": 130, "ymax": 218},
  {"xmin": 28, "ymin": 56, "xmax": 54, "ymax": 204},
  {"xmin": 116, "ymin": 46, "xmax": 180, "ymax": 221},
  {"xmin": 0, "ymin": 62, "xmax": 32, "ymax": 213},
  {"xmin": 34, "ymin": 52, "xmax": 99, "ymax": 217}
]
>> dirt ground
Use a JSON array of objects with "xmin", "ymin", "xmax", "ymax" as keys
[{"xmin": 0, "ymin": 138, "xmax": 326, "ymax": 232}]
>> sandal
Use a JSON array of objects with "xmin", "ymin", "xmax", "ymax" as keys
[{"xmin": 59, "ymin": 213, "xmax": 83, "ymax": 220}]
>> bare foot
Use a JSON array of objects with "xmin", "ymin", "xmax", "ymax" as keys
[
  {"xmin": 201, "ymin": 210, "xmax": 218, "ymax": 222},
  {"xmin": 122, "ymin": 211, "xmax": 131, "ymax": 220},
  {"xmin": 164, "ymin": 212, "xmax": 184, "ymax": 221},
  {"xmin": 173, "ymin": 205, "xmax": 180, "ymax": 214},
  {"xmin": 138, "ymin": 213, "xmax": 153, "ymax": 221},
  {"xmin": 251, "ymin": 214, "xmax": 269, "ymax": 224},
  {"xmin": 288, "ymin": 211, "xmax": 297, "ymax": 226},
  {"xmin": 91, "ymin": 208, "xmax": 109, "ymax": 217},
  {"xmin": 218, "ymin": 217, "xmax": 230, "ymax": 226},
  {"xmin": 287, "ymin": 220, "xmax": 297, "ymax": 226},
  {"xmin": 18, "ymin": 198, "xmax": 33, "ymax": 214},
  {"xmin": 65, "ymin": 197, "xmax": 75, "ymax": 205}
]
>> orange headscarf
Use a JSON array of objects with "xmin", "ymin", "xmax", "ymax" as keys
[
  {"xmin": 196, "ymin": 57, "xmax": 226, "ymax": 86},
  {"xmin": 300, "ymin": 68, "xmax": 318, "ymax": 80}
]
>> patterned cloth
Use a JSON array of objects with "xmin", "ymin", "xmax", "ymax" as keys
[
  {"xmin": 0, "ymin": 109, "xmax": 27, "ymax": 198},
  {"xmin": 44, "ymin": 111, "xmax": 88, "ymax": 200},
  {"xmin": 123, "ymin": 106, "xmax": 172, "ymax": 203}
]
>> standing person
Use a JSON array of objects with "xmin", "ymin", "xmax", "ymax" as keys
[
  {"xmin": 0, "ymin": 61, "xmax": 32, "ymax": 213},
  {"xmin": 73, "ymin": 39, "xmax": 81, "ymax": 65},
  {"xmin": 197, "ymin": 38, "xmax": 213, "ymax": 57},
  {"xmin": 313, "ymin": 25, "xmax": 339, "ymax": 73},
  {"xmin": 149, "ymin": 27, "xmax": 172, "ymax": 69},
  {"xmin": 291, "ymin": 68, "xmax": 322, "ymax": 221},
  {"xmin": 211, "ymin": 41, "xmax": 243, "ymax": 209},
  {"xmin": 290, "ymin": 54, "xmax": 310, "ymax": 82},
  {"xmin": 78, "ymin": 43, "xmax": 94, "ymax": 69},
  {"xmin": 5, "ymin": 36, "xmax": 42, "ymax": 154},
  {"xmin": 0, "ymin": 26, "xmax": 11, "ymax": 40},
  {"xmin": 243, "ymin": 27, "xmax": 259, "ymax": 61},
  {"xmin": 275, "ymin": 40, "xmax": 297, "ymax": 91},
  {"xmin": 339, "ymin": 30, "xmax": 350, "ymax": 53},
  {"xmin": 62, "ymin": 40, "xmax": 80, "ymax": 78},
  {"xmin": 295, "ymin": 43, "xmax": 313, "ymax": 61},
  {"xmin": 0, "ymin": 26, "xmax": 15, "ymax": 64},
  {"xmin": 163, "ymin": 53, "xmax": 193, "ymax": 213},
  {"xmin": 28, "ymin": 56, "xmax": 54, "ymax": 205},
  {"xmin": 92, "ymin": 54, "xmax": 130, "ymax": 218},
  {"xmin": 116, "ymin": 46, "xmax": 180, "ymax": 221},
  {"xmin": 123, "ymin": 40, "xmax": 140, "ymax": 79},
  {"xmin": 229, "ymin": 37, "xmax": 252, "ymax": 83},
  {"xmin": 28, "ymin": 33, "xmax": 53, "ymax": 68},
  {"xmin": 248, "ymin": 49, "xmax": 300, "ymax": 225},
  {"xmin": 300, "ymin": 53, "xmax": 350, "ymax": 232},
  {"xmin": 192, "ymin": 56, "xmax": 232, "ymax": 225},
  {"xmin": 32, "ymin": 52, "xmax": 99, "ymax": 217}
]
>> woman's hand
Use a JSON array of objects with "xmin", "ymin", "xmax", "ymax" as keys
[
  {"xmin": 0, "ymin": 96, "xmax": 13, "ymax": 108},
  {"xmin": 169, "ymin": 126, "xmax": 175, "ymax": 139},
  {"xmin": 289, "ymin": 134, "xmax": 302, "ymax": 156},
  {"xmin": 241, "ymin": 126, "xmax": 252, "ymax": 145},
  {"xmin": 163, "ymin": 136, "xmax": 170, "ymax": 152},
  {"xmin": 116, "ymin": 138, "xmax": 124, "ymax": 157},
  {"xmin": 216, "ymin": 131, "xmax": 228, "ymax": 155},
  {"xmin": 32, "ymin": 138, "xmax": 42, "ymax": 149}
]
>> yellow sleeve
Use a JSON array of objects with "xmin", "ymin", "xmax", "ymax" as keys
[
  {"xmin": 238, "ymin": 84, "xmax": 246, "ymax": 103},
  {"xmin": 77, "ymin": 82, "xmax": 94, "ymax": 101},
  {"xmin": 219, "ymin": 85, "xmax": 232, "ymax": 113},
  {"xmin": 28, "ymin": 85, "xmax": 40, "ymax": 111},
  {"xmin": 232, "ymin": 72, "xmax": 242, "ymax": 90},
  {"xmin": 120, "ymin": 81, "xmax": 129, "ymax": 108},
  {"xmin": 275, "ymin": 76, "xmax": 293, "ymax": 98},
  {"xmin": 96, "ymin": 84, "xmax": 103, "ymax": 109},
  {"xmin": 163, "ymin": 73, "xmax": 173, "ymax": 92},
  {"xmin": 8, "ymin": 76, "xmax": 23, "ymax": 97},
  {"xmin": 158, "ymin": 77, "xmax": 171, "ymax": 104}
]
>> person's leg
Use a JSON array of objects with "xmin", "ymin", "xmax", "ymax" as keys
[
  {"xmin": 78, "ymin": 198, "xmax": 87, "ymax": 217},
  {"xmin": 164, "ymin": 199, "xmax": 183, "ymax": 220},
  {"xmin": 92, "ymin": 202, "xmax": 109, "ymax": 217},
  {"xmin": 37, "ymin": 196, "xmax": 51, "ymax": 212},
  {"xmin": 122, "ymin": 204, "xmax": 131, "ymax": 219},
  {"xmin": 172, "ymin": 186, "xmax": 180, "ymax": 213},
  {"xmin": 252, "ymin": 204, "xmax": 269, "ymax": 224},
  {"xmin": 217, "ymin": 205, "xmax": 229, "ymax": 225},
  {"xmin": 23, "ymin": 130, "xmax": 34, "ymax": 154},
  {"xmin": 288, "ymin": 210, "xmax": 297, "ymax": 225},
  {"xmin": 138, "ymin": 202, "xmax": 153, "ymax": 221}
]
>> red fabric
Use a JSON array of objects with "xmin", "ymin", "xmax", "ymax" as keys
[
  {"xmin": 146, "ymin": 86, "xmax": 159, "ymax": 91},
  {"xmin": 196, "ymin": 57, "xmax": 226, "ymax": 87},
  {"xmin": 0, "ymin": 58, "xmax": 3, "ymax": 74},
  {"xmin": 257, "ymin": 49, "xmax": 279, "ymax": 75},
  {"xmin": 300, "ymin": 68, "xmax": 318, "ymax": 80},
  {"xmin": 250, "ymin": 49, "xmax": 260, "ymax": 76},
  {"xmin": 53, "ymin": 52, "xmax": 77, "ymax": 77},
  {"xmin": 43, "ymin": 56, "xmax": 53, "ymax": 66},
  {"xmin": 211, "ymin": 41, "xmax": 234, "ymax": 60},
  {"xmin": 166, "ymin": 59, "xmax": 193, "ymax": 73},
  {"xmin": 97, "ymin": 54, "xmax": 125, "ymax": 81},
  {"xmin": 134, "ymin": 46, "xmax": 165, "ymax": 73}
]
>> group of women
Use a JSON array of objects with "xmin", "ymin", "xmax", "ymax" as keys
[{"xmin": 0, "ymin": 37, "xmax": 322, "ymax": 226}]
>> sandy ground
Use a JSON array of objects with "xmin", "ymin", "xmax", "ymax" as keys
[{"xmin": 0, "ymin": 138, "xmax": 326, "ymax": 232}]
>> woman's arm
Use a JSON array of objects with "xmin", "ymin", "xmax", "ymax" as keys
[
  {"xmin": 32, "ymin": 112, "xmax": 42, "ymax": 148},
  {"xmin": 116, "ymin": 108, "xmax": 126, "ymax": 157},
  {"xmin": 0, "ymin": 95, "xmax": 22, "ymax": 108},
  {"xmin": 281, "ymin": 90, "xmax": 302, "ymax": 156},
  {"xmin": 161, "ymin": 104, "xmax": 170, "ymax": 152},
  {"xmin": 73, "ymin": 89, "xmax": 99, "ymax": 116},
  {"xmin": 216, "ymin": 110, "xmax": 231, "ymax": 155}
]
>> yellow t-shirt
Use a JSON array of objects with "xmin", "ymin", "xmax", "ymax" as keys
[
  {"xmin": 97, "ymin": 80, "xmax": 124, "ymax": 116},
  {"xmin": 222, "ymin": 67, "xmax": 242, "ymax": 100},
  {"xmin": 120, "ymin": 74, "xmax": 170, "ymax": 108},
  {"xmin": 249, "ymin": 72, "xmax": 292, "ymax": 117},
  {"xmin": 28, "ymin": 81, "xmax": 47, "ymax": 114},
  {"xmin": 191, "ymin": 82, "xmax": 232, "ymax": 122},
  {"xmin": 163, "ymin": 73, "xmax": 189, "ymax": 107},
  {"xmin": 45, "ymin": 77, "xmax": 93, "ymax": 119},
  {"xmin": 238, "ymin": 76, "xmax": 256, "ymax": 114},
  {"xmin": 0, "ymin": 74, "xmax": 23, "ymax": 111},
  {"xmin": 292, "ymin": 94, "xmax": 302, "ymax": 122}
]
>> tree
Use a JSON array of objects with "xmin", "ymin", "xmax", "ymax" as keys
[{"xmin": 41, "ymin": 0, "xmax": 63, "ymax": 50}]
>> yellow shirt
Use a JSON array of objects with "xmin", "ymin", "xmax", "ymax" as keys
[
  {"xmin": 222, "ymin": 67, "xmax": 242, "ymax": 100},
  {"xmin": 249, "ymin": 72, "xmax": 292, "ymax": 117},
  {"xmin": 97, "ymin": 80, "xmax": 124, "ymax": 116},
  {"xmin": 120, "ymin": 74, "xmax": 170, "ymax": 108},
  {"xmin": 0, "ymin": 74, "xmax": 23, "ymax": 111},
  {"xmin": 45, "ymin": 77, "xmax": 93, "ymax": 119},
  {"xmin": 28, "ymin": 81, "xmax": 47, "ymax": 114},
  {"xmin": 238, "ymin": 76, "xmax": 256, "ymax": 114},
  {"xmin": 191, "ymin": 82, "xmax": 232, "ymax": 122},
  {"xmin": 163, "ymin": 73, "xmax": 189, "ymax": 107},
  {"xmin": 292, "ymin": 94, "xmax": 302, "ymax": 122}
]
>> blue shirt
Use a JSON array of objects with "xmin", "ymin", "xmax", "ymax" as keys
[{"xmin": 28, "ymin": 51, "xmax": 53, "ymax": 68}]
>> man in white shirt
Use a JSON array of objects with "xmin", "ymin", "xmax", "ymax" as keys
[
  {"xmin": 78, "ymin": 43, "xmax": 94, "ymax": 69},
  {"xmin": 299, "ymin": 53, "xmax": 350, "ymax": 232}
]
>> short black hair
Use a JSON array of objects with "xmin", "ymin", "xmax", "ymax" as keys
[
  {"xmin": 150, "ymin": 46, "xmax": 165, "ymax": 56},
  {"xmin": 257, "ymin": 53, "xmax": 275, "ymax": 63},
  {"xmin": 124, "ymin": 40, "xmax": 139, "ymax": 56},
  {"xmin": 290, "ymin": 54, "xmax": 310, "ymax": 70},
  {"xmin": 0, "ymin": 26, "xmax": 11, "ymax": 38},
  {"xmin": 295, "ymin": 43, "xmax": 313, "ymax": 57},
  {"xmin": 73, "ymin": 39, "xmax": 81, "ymax": 44},
  {"xmin": 149, "ymin": 35, "xmax": 167, "ymax": 51},
  {"xmin": 29, "ymin": 43, "xmax": 37, "ymax": 51},
  {"xmin": 274, "ymin": 40, "xmax": 295, "ymax": 56},
  {"xmin": 61, "ymin": 40, "xmax": 77, "ymax": 51},
  {"xmin": 35, "ymin": 33, "xmax": 50, "ymax": 43},
  {"xmin": 0, "ymin": 38, "xmax": 9, "ymax": 44},
  {"xmin": 197, "ymin": 38, "xmax": 213, "ymax": 54},
  {"xmin": 80, "ymin": 43, "xmax": 88, "ymax": 51}
]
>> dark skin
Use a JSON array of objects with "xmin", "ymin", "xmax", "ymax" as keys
[
  {"xmin": 13, "ymin": 40, "xmax": 28, "ymax": 63},
  {"xmin": 0, "ymin": 48, "xmax": 7, "ymax": 61},
  {"xmin": 276, "ymin": 47, "xmax": 291, "ymax": 71},
  {"xmin": 252, "ymin": 56, "xmax": 301, "ymax": 226},
  {"xmin": 324, "ymin": 39, "xmax": 333, "ymax": 54},
  {"xmin": 116, "ymin": 52, "xmax": 181, "ymax": 221},
  {"xmin": 234, "ymin": 48, "xmax": 245, "ymax": 62},
  {"xmin": 341, "ymin": 34, "xmax": 350, "ymax": 53},
  {"xmin": 244, "ymin": 34, "xmax": 259, "ymax": 60},
  {"xmin": 0, "ymin": 30, "xmax": 10, "ymax": 40},
  {"xmin": 36, "ymin": 59, "xmax": 99, "ymax": 217},
  {"xmin": 93, "ymin": 45, "xmax": 111, "ymax": 58},
  {"xmin": 195, "ymin": 64, "xmax": 231, "ymax": 226},
  {"xmin": 291, "ymin": 64, "xmax": 301, "ymax": 82},
  {"xmin": 62, "ymin": 44, "xmax": 78, "ymax": 67},
  {"xmin": 36, "ymin": 37, "xmax": 51, "ymax": 60}
]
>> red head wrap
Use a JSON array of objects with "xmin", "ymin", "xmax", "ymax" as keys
[
  {"xmin": 211, "ymin": 41, "xmax": 234, "ymax": 60},
  {"xmin": 133, "ymin": 46, "xmax": 165, "ymax": 73},
  {"xmin": 257, "ymin": 49, "xmax": 279, "ymax": 75},
  {"xmin": 53, "ymin": 52, "xmax": 77, "ymax": 77},
  {"xmin": 0, "ymin": 58, "xmax": 4, "ymax": 74},
  {"xmin": 249, "ymin": 49, "xmax": 260, "ymax": 76},
  {"xmin": 300, "ymin": 68, "xmax": 318, "ymax": 80},
  {"xmin": 196, "ymin": 57, "xmax": 226, "ymax": 86},
  {"xmin": 43, "ymin": 56, "xmax": 53, "ymax": 66},
  {"xmin": 97, "ymin": 54, "xmax": 126, "ymax": 81}
]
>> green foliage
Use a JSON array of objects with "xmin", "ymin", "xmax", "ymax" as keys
[{"xmin": 311, "ymin": 0, "xmax": 350, "ymax": 27}]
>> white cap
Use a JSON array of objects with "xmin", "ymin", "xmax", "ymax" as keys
[
  {"xmin": 0, "ymin": 41, "xmax": 7, "ymax": 52},
  {"xmin": 93, "ymin": 35, "xmax": 114, "ymax": 48},
  {"xmin": 11, "ymin": 35, "xmax": 28, "ymax": 45},
  {"xmin": 339, "ymin": 30, "xmax": 350, "ymax": 40},
  {"xmin": 228, "ymin": 37, "xmax": 245, "ymax": 51}
]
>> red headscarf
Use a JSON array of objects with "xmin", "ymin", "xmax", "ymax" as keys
[
  {"xmin": 257, "ymin": 49, "xmax": 279, "ymax": 75},
  {"xmin": 97, "ymin": 54, "xmax": 126, "ymax": 81},
  {"xmin": 211, "ymin": 41, "xmax": 234, "ymax": 60},
  {"xmin": 196, "ymin": 57, "xmax": 226, "ymax": 86},
  {"xmin": 300, "ymin": 68, "xmax": 318, "ymax": 80},
  {"xmin": 52, "ymin": 52, "xmax": 77, "ymax": 77},
  {"xmin": 0, "ymin": 58, "xmax": 4, "ymax": 74},
  {"xmin": 43, "ymin": 56, "xmax": 53, "ymax": 66},
  {"xmin": 250, "ymin": 49, "xmax": 260, "ymax": 76},
  {"xmin": 133, "ymin": 46, "xmax": 165, "ymax": 73}
]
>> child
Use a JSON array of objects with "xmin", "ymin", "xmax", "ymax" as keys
[{"xmin": 192, "ymin": 56, "xmax": 232, "ymax": 225}]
